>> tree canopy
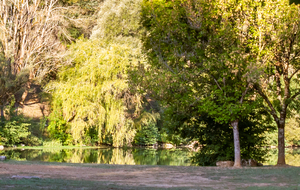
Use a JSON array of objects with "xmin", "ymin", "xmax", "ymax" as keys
[
  {"xmin": 47, "ymin": 0, "xmax": 145, "ymax": 147},
  {"xmin": 140, "ymin": 0, "xmax": 300, "ymax": 166}
]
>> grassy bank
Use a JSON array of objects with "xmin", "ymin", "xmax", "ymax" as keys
[{"xmin": 0, "ymin": 160, "xmax": 299, "ymax": 189}]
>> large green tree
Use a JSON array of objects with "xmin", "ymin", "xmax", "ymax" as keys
[
  {"xmin": 49, "ymin": 38, "xmax": 142, "ymax": 146},
  {"xmin": 251, "ymin": 0, "xmax": 300, "ymax": 165},
  {"xmin": 141, "ymin": 0, "xmax": 263, "ymax": 167},
  {"xmin": 48, "ymin": 0, "xmax": 145, "ymax": 147},
  {"xmin": 141, "ymin": 0, "xmax": 300, "ymax": 166},
  {"xmin": 0, "ymin": 0, "xmax": 64, "ymax": 104}
]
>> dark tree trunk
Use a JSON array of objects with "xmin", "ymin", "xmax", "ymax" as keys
[
  {"xmin": 20, "ymin": 70, "xmax": 33, "ymax": 105},
  {"xmin": 254, "ymin": 84, "xmax": 288, "ymax": 166},
  {"xmin": 277, "ymin": 121, "xmax": 286, "ymax": 165},
  {"xmin": 20, "ymin": 82, "xmax": 30, "ymax": 105},
  {"xmin": 0, "ymin": 104, "xmax": 4, "ymax": 121},
  {"xmin": 231, "ymin": 119, "xmax": 241, "ymax": 167}
]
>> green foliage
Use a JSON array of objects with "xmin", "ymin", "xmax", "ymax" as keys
[
  {"xmin": 140, "ymin": 0, "xmax": 300, "ymax": 165},
  {"xmin": 285, "ymin": 115, "xmax": 300, "ymax": 146},
  {"xmin": 48, "ymin": 38, "xmax": 140, "ymax": 147},
  {"xmin": 47, "ymin": 98, "xmax": 73, "ymax": 145},
  {"xmin": 0, "ymin": 120, "xmax": 31, "ymax": 146},
  {"xmin": 265, "ymin": 129, "xmax": 278, "ymax": 147},
  {"xmin": 140, "ymin": 0, "xmax": 260, "ymax": 121},
  {"xmin": 43, "ymin": 140, "xmax": 63, "ymax": 147},
  {"xmin": 290, "ymin": 0, "xmax": 300, "ymax": 4},
  {"xmin": 188, "ymin": 112, "xmax": 274, "ymax": 166},
  {"xmin": 133, "ymin": 111, "xmax": 162, "ymax": 146},
  {"xmin": 0, "ymin": 99, "xmax": 31, "ymax": 146},
  {"xmin": 47, "ymin": 0, "xmax": 147, "ymax": 147},
  {"xmin": 47, "ymin": 118, "xmax": 73, "ymax": 145},
  {"xmin": 134, "ymin": 121, "xmax": 158, "ymax": 146},
  {"xmin": 83, "ymin": 126, "xmax": 100, "ymax": 146},
  {"xmin": 91, "ymin": 0, "xmax": 143, "ymax": 40},
  {"xmin": 159, "ymin": 86, "xmax": 276, "ymax": 166},
  {"xmin": 140, "ymin": 0, "xmax": 258, "ymax": 166}
]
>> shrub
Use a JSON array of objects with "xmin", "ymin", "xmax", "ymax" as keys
[
  {"xmin": 47, "ymin": 99, "xmax": 73, "ymax": 145},
  {"xmin": 43, "ymin": 140, "xmax": 63, "ymax": 147},
  {"xmin": 0, "ymin": 99, "xmax": 31, "ymax": 146},
  {"xmin": 134, "ymin": 121, "xmax": 158, "ymax": 146},
  {"xmin": 190, "ymin": 113, "xmax": 274, "ymax": 166},
  {"xmin": 0, "ymin": 120, "xmax": 31, "ymax": 146},
  {"xmin": 134, "ymin": 112, "xmax": 159, "ymax": 146},
  {"xmin": 47, "ymin": 117, "xmax": 73, "ymax": 145}
]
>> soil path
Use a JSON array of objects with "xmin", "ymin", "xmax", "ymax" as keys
[
  {"xmin": 0, "ymin": 163, "xmax": 216, "ymax": 188},
  {"xmin": 0, "ymin": 162, "xmax": 293, "ymax": 189}
]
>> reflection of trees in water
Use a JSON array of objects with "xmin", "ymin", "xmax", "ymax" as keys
[
  {"xmin": 1, "ymin": 149, "xmax": 25, "ymax": 160},
  {"xmin": 69, "ymin": 149, "xmax": 84, "ymax": 163},
  {"xmin": 133, "ymin": 148, "xmax": 157, "ymax": 165},
  {"xmin": 5, "ymin": 148, "xmax": 202, "ymax": 166},
  {"xmin": 159, "ymin": 149, "xmax": 194, "ymax": 166},
  {"xmin": 97, "ymin": 149, "xmax": 113, "ymax": 164},
  {"xmin": 286, "ymin": 149, "xmax": 300, "ymax": 166},
  {"xmin": 5, "ymin": 147, "xmax": 300, "ymax": 166},
  {"xmin": 109, "ymin": 148, "xmax": 135, "ymax": 165},
  {"xmin": 42, "ymin": 149, "xmax": 68, "ymax": 162},
  {"xmin": 132, "ymin": 148, "xmax": 193, "ymax": 166}
]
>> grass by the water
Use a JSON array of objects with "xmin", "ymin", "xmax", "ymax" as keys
[{"xmin": 0, "ymin": 160, "xmax": 299, "ymax": 190}]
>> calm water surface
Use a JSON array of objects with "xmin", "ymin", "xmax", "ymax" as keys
[
  {"xmin": 1, "ymin": 147, "xmax": 194, "ymax": 166},
  {"xmin": 1, "ymin": 147, "xmax": 300, "ymax": 166}
]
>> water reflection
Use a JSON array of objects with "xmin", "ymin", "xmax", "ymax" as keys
[
  {"xmin": 1, "ymin": 147, "xmax": 300, "ymax": 166},
  {"xmin": 1, "ymin": 148, "xmax": 194, "ymax": 166}
]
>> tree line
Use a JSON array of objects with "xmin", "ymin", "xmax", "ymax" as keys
[{"xmin": 1, "ymin": 0, "xmax": 300, "ymax": 167}]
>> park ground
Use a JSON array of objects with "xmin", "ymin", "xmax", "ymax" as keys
[{"xmin": 0, "ymin": 160, "xmax": 300, "ymax": 190}]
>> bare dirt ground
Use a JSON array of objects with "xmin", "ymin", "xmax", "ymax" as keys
[
  {"xmin": 19, "ymin": 84, "xmax": 50, "ymax": 119},
  {"xmin": 0, "ymin": 161, "xmax": 299, "ymax": 189}
]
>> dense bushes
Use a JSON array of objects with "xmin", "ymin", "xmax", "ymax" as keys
[
  {"xmin": 162, "ymin": 105, "xmax": 275, "ymax": 166},
  {"xmin": 0, "ymin": 119, "xmax": 31, "ymax": 146},
  {"xmin": 193, "ymin": 114, "xmax": 274, "ymax": 166},
  {"xmin": 47, "ymin": 117, "xmax": 73, "ymax": 146},
  {"xmin": 0, "ymin": 100, "xmax": 31, "ymax": 146},
  {"xmin": 134, "ymin": 114, "xmax": 159, "ymax": 146}
]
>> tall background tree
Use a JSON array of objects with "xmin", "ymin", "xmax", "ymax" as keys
[
  {"xmin": 252, "ymin": 0, "xmax": 300, "ymax": 165},
  {"xmin": 0, "ymin": 51, "xmax": 28, "ymax": 119},
  {"xmin": 0, "ymin": 0, "xmax": 64, "ymax": 104},
  {"xmin": 47, "ymin": 0, "xmax": 146, "ymax": 147},
  {"xmin": 140, "ymin": 0, "xmax": 272, "ymax": 166}
]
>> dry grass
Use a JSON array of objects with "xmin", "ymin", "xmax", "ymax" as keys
[{"xmin": 0, "ymin": 160, "xmax": 299, "ymax": 189}]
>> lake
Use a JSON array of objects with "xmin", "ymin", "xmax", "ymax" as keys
[
  {"xmin": 1, "ymin": 147, "xmax": 300, "ymax": 166},
  {"xmin": 1, "ymin": 147, "xmax": 194, "ymax": 166}
]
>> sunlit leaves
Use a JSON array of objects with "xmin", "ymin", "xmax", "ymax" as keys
[
  {"xmin": 48, "ymin": 38, "xmax": 142, "ymax": 147},
  {"xmin": 47, "ymin": 0, "xmax": 146, "ymax": 147}
]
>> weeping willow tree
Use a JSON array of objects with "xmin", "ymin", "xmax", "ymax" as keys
[
  {"xmin": 47, "ymin": 0, "xmax": 145, "ymax": 147},
  {"xmin": 90, "ymin": 0, "xmax": 143, "ymax": 40}
]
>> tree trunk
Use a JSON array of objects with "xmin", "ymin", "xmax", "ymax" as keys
[
  {"xmin": 20, "ymin": 86, "xmax": 29, "ymax": 105},
  {"xmin": 20, "ymin": 71, "xmax": 33, "ymax": 105},
  {"xmin": 232, "ymin": 119, "xmax": 241, "ymax": 167},
  {"xmin": 0, "ymin": 104, "xmax": 4, "ymax": 121},
  {"xmin": 277, "ymin": 123, "xmax": 286, "ymax": 165}
]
